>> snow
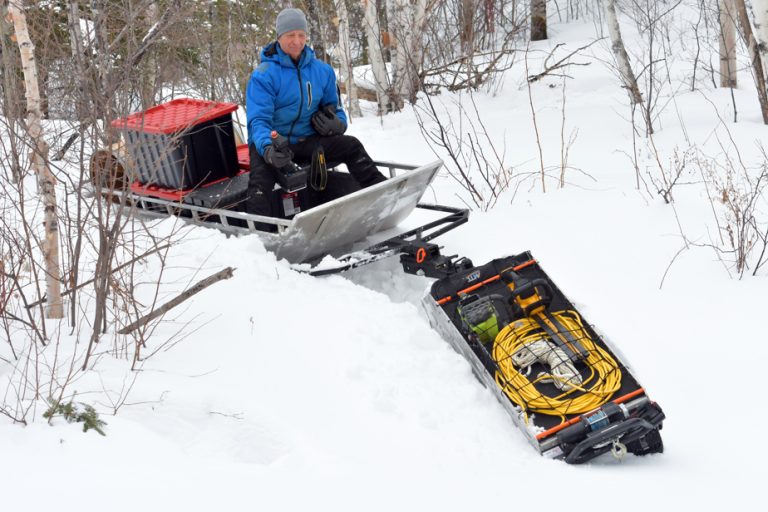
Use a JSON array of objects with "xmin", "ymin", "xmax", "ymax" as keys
[{"xmin": 2, "ymin": 10, "xmax": 767, "ymax": 510}]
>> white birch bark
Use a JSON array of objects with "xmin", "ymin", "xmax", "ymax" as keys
[
  {"xmin": 602, "ymin": 0, "xmax": 643, "ymax": 105},
  {"xmin": 335, "ymin": 0, "xmax": 361, "ymax": 117},
  {"xmin": 362, "ymin": 0, "xmax": 391, "ymax": 113},
  {"xmin": 66, "ymin": 0, "xmax": 88, "ymax": 119},
  {"xmin": 753, "ymin": 0, "xmax": 768, "ymax": 78},
  {"xmin": 734, "ymin": 0, "xmax": 768, "ymax": 123},
  {"xmin": 7, "ymin": 1, "xmax": 63, "ymax": 319},
  {"xmin": 390, "ymin": 0, "xmax": 427, "ymax": 104},
  {"xmin": 720, "ymin": 0, "xmax": 738, "ymax": 87},
  {"xmin": 143, "ymin": 1, "xmax": 159, "ymax": 108},
  {"xmin": 391, "ymin": 0, "xmax": 410, "ymax": 104},
  {"xmin": 409, "ymin": 0, "xmax": 428, "ymax": 96}
]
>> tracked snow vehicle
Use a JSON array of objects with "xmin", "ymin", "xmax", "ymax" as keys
[
  {"xmin": 94, "ymin": 98, "xmax": 665, "ymax": 464},
  {"xmin": 93, "ymin": 98, "xmax": 466, "ymax": 265}
]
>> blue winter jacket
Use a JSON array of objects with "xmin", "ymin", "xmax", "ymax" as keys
[{"xmin": 246, "ymin": 42, "xmax": 348, "ymax": 156}]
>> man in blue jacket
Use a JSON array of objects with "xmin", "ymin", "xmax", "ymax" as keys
[{"xmin": 245, "ymin": 8, "xmax": 387, "ymax": 221}]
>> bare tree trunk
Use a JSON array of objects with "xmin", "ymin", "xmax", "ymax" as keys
[
  {"xmin": 390, "ymin": 0, "xmax": 427, "ymax": 104},
  {"xmin": 720, "ymin": 0, "xmax": 738, "ymax": 87},
  {"xmin": 734, "ymin": 0, "xmax": 768, "ymax": 123},
  {"xmin": 0, "ymin": 4, "xmax": 22, "ymax": 183},
  {"xmin": 362, "ymin": 0, "xmax": 392, "ymax": 113},
  {"xmin": 335, "ymin": 0, "xmax": 361, "ymax": 117},
  {"xmin": 460, "ymin": 0, "xmax": 476, "ymax": 51},
  {"xmin": 485, "ymin": 0, "xmax": 495, "ymax": 33},
  {"xmin": 409, "ymin": 0, "xmax": 428, "ymax": 98},
  {"xmin": 531, "ymin": 0, "xmax": 547, "ymax": 41},
  {"xmin": 305, "ymin": 0, "xmax": 329, "ymax": 62},
  {"xmin": 142, "ymin": 1, "xmax": 159, "ymax": 108},
  {"xmin": 91, "ymin": 0, "xmax": 110, "ymax": 115},
  {"xmin": 602, "ymin": 0, "xmax": 643, "ymax": 106},
  {"xmin": 66, "ymin": 0, "xmax": 88, "ymax": 119},
  {"xmin": 208, "ymin": 1, "xmax": 216, "ymax": 100},
  {"xmin": 7, "ymin": 1, "xmax": 63, "ymax": 319},
  {"xmin": 391, "ymin": 0, "xmax": 408, "ymax": 107},
  {"xmin": 754, "ymin": 0, "xmax": 768, "ymax": 76}
]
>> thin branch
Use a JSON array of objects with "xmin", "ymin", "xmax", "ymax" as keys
[
  {"xmin": 117, "ymin": 267, "xmax": 235, "ymax": 336},
  {"xmin": 527, "ymin": 39, "xmax": 602, "ymax": 83}
]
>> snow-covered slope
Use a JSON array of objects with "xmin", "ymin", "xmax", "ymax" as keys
[{"xmin": 2, "ymin": 11, "xmax": 766, "ymax": 510}]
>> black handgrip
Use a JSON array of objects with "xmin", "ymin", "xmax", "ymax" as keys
[{"xmin": 270, "ymin": 130, "xmax": 290, "ymax": 151}]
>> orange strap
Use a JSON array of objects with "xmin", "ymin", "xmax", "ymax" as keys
[
  {"xmin": 534, "ymin": 388, "xmax": 646, "ymax": 441},
  {"xmin": 435, "ymin": 259, "xmax": 537, "ymax": 305}
]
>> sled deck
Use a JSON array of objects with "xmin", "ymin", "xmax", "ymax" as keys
[
  {"xmin": 114, "ymin": 160, "xmax": 450, "ymax": 264},
  {"xmin": 423, "ymin": 252, "xmax": 665, "ymax": 464}
]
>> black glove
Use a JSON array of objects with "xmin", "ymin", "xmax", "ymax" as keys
[
  {"xmin": 311, "ymin": 105, "xmax": 346, "ymax": 136},
  {"xmin": 263, "ymin": 144, "xmax": 293, "ymax": 168}
]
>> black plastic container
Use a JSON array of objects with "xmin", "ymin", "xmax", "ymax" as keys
[{"xmin": 183, "ymin": 172, "xmax": 249, "ymax": 210}]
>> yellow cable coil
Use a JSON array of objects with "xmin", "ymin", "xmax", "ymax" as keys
[{"xmin": 492, "ymin": 310, "xmax": 622, "ymax": 423}]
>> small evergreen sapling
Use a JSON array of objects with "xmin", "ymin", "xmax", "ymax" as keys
[{"xmin": 44, "ymin": 399, "xmax": 107, "ymax": 436}]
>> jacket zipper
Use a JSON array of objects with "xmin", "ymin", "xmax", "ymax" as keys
[{"xmin": 287, "ymin": 61, "xmax": 304, "ymax": 139}]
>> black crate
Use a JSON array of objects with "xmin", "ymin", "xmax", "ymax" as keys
[
  {"xmin": 183, "ymin": 172, "xmax": 249, "ymax": 210},
  {"xmin": 113, "ymin": 99, "xmax": 239, "ymax": 190},
  {"xmin": 123, "ymin": 115, "xmax": 238, "ymax": 189}
]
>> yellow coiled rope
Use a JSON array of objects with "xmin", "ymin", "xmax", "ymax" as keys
[{"xmin": 492, "ymin": 309, "xmax": 622, "ymax": 423}]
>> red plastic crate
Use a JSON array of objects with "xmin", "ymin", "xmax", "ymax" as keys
[
  {"xmin": 112, "ymin": 98, "xmax": 238, "ymax": 134},
  {"xmin": 131, "ymin": 181, "xmax": 190, "ymax": 201},
  {"xmin": 236, "ymin": 144, "xmax": 250, "ymax": 170}
]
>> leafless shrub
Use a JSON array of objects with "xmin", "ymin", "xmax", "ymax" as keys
[
  {"xmin": 414, "ymin": 89, "xmax": 515, "ymax": 210},
  {"xmin": 0, "ymin": 1, "xmax": 207, "ymax": 426},
  {"xmin": 419, "ymin": 1, "xmax": 526, "ymax": 93},
  {"xmin": 698, "ymin": 144, "xmax": 768, "ymax": 277},
  {"xmin": 647, "ymin": 145, "xmax": 697, "ymax": 204}
]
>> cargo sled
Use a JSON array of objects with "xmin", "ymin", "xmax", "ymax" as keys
[{"xmin": 423, "ymin": 252, "xmax": 665, "ymax": 463}]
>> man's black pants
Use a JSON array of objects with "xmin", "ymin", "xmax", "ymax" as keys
[{"xmin": 246, "ymin": 134, "xmax": 387, "ymax": 218}]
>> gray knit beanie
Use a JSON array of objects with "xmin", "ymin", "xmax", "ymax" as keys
[{"xmin": 276, "ymin": 8, "xmax": 308, "ymax": 38}]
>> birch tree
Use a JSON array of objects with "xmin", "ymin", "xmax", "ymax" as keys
[
  {"xmin": 142, "ymin": 1, "xmax": 159, "ymax": 108},
  {"xmin": 754, "ymin": 0, "xmax": 768, "ymax": 75},
  {"xmin": 305, "ymin": 0, "xmax": 328, "ymax": 62},
  {"xmin": 602, "ymin": 0, "xmax": 644, "ymax": 106},
  {"xmin": 531, "ymin": 0, "xmax": 547, "ymax": 41},
  {"xmin": 390, "ymin": 0, "xmax": 428, "ymax": 105},
  {"xmin": 66, "ymin": 0, "xmax": 89, "ymax": 119},
  {"xmin": 7, "ymin": 0, "xmax": 63, "ymax": 319},
  {"xmin": 362, "ymin": 0, "xmax": 392, "ymax": 113},
  {"xmin": 734, "ymin": 0, "xmax": 768, "ymax": 123},
  {"xmin": 334, "ymin": 0, "xmax": 361, "ymax": 117},
  {"xmin": 720, "ymin": 0, "xmax": 737, "ymax": 88}
]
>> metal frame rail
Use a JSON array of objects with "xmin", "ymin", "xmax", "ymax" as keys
[{"xmin": 109, "ymin": 161, "xmax": 419, "ymax": 237}]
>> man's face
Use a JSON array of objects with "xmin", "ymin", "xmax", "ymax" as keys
[{"xmin": 278, "ymin": 30, "xmax": 307, "ymax": 60}]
